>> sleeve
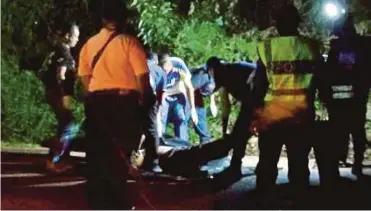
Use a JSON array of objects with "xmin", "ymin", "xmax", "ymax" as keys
[
  {"xmin": 128, "ymin": 37, "xmax": 149, "ymax": 76},
  {"xmin": 77, "ymin": 44, "xmax": 92, "ymax": 77}
]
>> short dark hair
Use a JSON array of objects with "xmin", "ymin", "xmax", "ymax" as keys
[
  {"xmin": 102, "ymin": 0, "xmax": 128, "ymax": 24},
  {"xmin": 276, "ymin": 4, "xmax": 301, "ymax": 28},
  {"xmin": 159, "ymin": 53, "xmax": 170, "ymax": 66},
  {"xmin": 147, "ymin": 52, "xmax": 159, "ymax": 64},
  {"xmin": 206, "ymin": 56, "xmax": 222, "ymax": 69}
]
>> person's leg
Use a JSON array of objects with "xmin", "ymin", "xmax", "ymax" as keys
[
  {"xmin": 255, "ymin": 128, "xmax": 284, "ymax": 207},
  {"xmin": 173, "ymin": 97, "xmax": 189, "ymax": 142},
  {"xmin": 44, "ymin": 87, "xmax": 74, "ymax": 172},
  {"xmin": 351, "ymin": 111, "xmax": 367, "ymax": 175},
  {"xmin": 86, "ymin": 93, "xmax": 141, "ymax": 209},
  {"xmin": 85, "ymin": 94, "xmax": 112, "ymax": 209},
  {"xmin": 229, "ymin": 101, "xmax": 254, "ymax": 169},
  {"xmin": 285, "ymin": 126, "xmax": 311, "ymax": 208},
  {"xmin": 313, "ymin": 121, "xmax": 340, "ymax": 197},
  {"xmin": 160, "ymin": 98, "xmax": 170, "ymax": 137},
  {"xmin": 142, "ymin": 101, "xmax": 162, "ymax": 172},
  {"xmin": 328, "ymin": 109, "xmax": 351, "ymax": 164},
  {"xmin": 104, "ymin": 94, "xmax": 141, "ymax": 209},
  {"xmin": 194, "ymin": 107, "xmax": 212, "ymax": 144}
]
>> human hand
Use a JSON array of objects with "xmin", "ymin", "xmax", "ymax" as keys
[
  {"xmin": 191, "ymin": 108, "xmax": 198, "ymax": 125},
  {"xmin": 210, "ymin": 102, "xmax": 218, "ymax": 117}
]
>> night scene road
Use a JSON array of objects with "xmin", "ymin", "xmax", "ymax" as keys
[{"xmin": 1, "ymin": 148, "xmax": 371, "ymax": 210}]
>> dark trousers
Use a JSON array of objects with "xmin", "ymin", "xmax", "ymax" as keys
[
  {"xmin": 255, "ymin": 124, "xmax": 312, "ymax": 201},
  {"xmin": 328, "ymin": 105, "xmax": 367, "ymax": 168},
  {"xmin": 142, "ymin": 101, "xmax": 160, "ymax": 166},
  {"xmin": 45, "ymin": 87, "xmax": 74, "ymax": 137},
  {"xmin": 85, "ymin": 91, "xmax": 141, "ymax": 210},
  {"xmin": 229, "ymin": 101, "xmax": 254, "ymax": 167},
  {"xmin": 194, "ymin": 107, "xmax": 212, "ymax": 143}
]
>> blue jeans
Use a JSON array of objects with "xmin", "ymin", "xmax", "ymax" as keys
[
  {"xmin": 194, "ymin": 107, "xmax": 212, "ymax": 143},
  {"xmin": 161, "ymin": 94, "xmax": 188, "ymax": 141}
]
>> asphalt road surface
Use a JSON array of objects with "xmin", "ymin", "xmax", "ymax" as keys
[{"xmin": 1, "ymin": 152, "xmax": 371, "ymax": 210}]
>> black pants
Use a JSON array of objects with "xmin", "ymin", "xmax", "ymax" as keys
[
  {"xmin": 255, "ymin": 124, "xmax": 312, "ymax": 201},
  {"xmin": 328, "ymin": 105, "xmax": 367, "ymax": 168},
  {"xmin": 45, "ymin": 87, "xmax": 74, "ymax": 137},
  {"xmin": 85, "ymin": 91, "xmax": 141, "ymax": 210},
  {"xmin": 229, "ymin": 101, "xmax": 254, "ymax": 167},
  {"xmin": 142, "ymin": 101, "xmax": 160, "ymax": 166}
]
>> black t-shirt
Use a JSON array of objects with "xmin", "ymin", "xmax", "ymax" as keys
[
  {"xmin": 42, "ymin": 43, "xmax": 76, "ymax": 88},
  {"xmin": 214, "ymin": 63, "xmax": 255, "ymax": 102}
]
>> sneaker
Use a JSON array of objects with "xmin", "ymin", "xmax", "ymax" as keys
[
  {"xmin": 142, "ymin": 164, "xmax": 163, "ymax": 173},
  {"xmin": 46, "ymin": 159, "xmax": 74, "ymax": 173}
]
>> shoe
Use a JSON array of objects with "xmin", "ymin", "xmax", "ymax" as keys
[
  {"xmin": 142, "ymin": 164, "xmax": 163, "ymax": 173},
  {"xmin": 212, "ymin": 165, "xmax": 242, "ymax": 185},
  {"xmin": 46, "ymin": 159, "xmax": 74, "ymax": 173}
]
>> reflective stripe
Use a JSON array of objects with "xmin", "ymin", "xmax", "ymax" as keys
[
  {"xmin": 271, "ymin": 74, "xmax": 313, "ymax": 90},
  {"xmin": 332, "ymin": 92, "xmax": 354, "ymax": 99},
  {"xmin": 331, "ymin": 85, "xmax": 353, "ymax": 92},
  {"xmin": 257, "ymin": 37, "xmax": 319, "ymax": 101}
]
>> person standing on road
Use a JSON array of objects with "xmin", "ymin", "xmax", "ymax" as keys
[
  {"xmin": 78, "ymin": 0, "xmax": 153, "ymax": 209},
  {"xmin": 321, "ymin": 13, "xmax": 371, "ymax": 176},
  {"xmin": 252, "ymin": 4, "xmax": 323, "ymax": 208}
]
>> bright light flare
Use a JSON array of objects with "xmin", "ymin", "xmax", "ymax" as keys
[{"xmin": 324, "ymin": 2, "xmax": 340, "ymax": 19}]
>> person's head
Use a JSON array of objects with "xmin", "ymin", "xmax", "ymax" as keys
[
  {"xmin": 332, "ymin": 13, "xmax": 357, "ymax": 38},
  {"xmin": 206, "ymin": 56, "xmax": 222, "ymax": 78},
  {"xmin": 275, "ymin": 4, "xmax": 300, "ymax": 36},
  {"xmin": 159, "ymin": 53, "xmax": 172, "ymax": 72},
  {"xmin": 101, "ymin": 0, "xmax": 128, "ymax": 31},
  {"xmin": 147, "ymin": 52, "xmax": 159, "ymax": 65},
  {"xmin": 61, "ymin": 23, "xmax": 80, "ymax": 48}
]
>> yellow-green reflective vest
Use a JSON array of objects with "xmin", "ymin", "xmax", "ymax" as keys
[
  {"xmin": 257, "ymin": 36, "xmax": 321, "ymax": 105},
  {"xmin": 256, "ymin": 36, "xmax": 322, "ymax": 124}
]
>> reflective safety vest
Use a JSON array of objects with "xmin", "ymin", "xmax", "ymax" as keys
[{"xmin": 257, "ymin": 36, "xmax": 321, "ymax": 124}]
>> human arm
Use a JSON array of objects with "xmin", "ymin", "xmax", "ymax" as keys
[
  {"xmin": 77, "ymin": 44, "xmax": 91, "ymax": 93},
  {"xmin": 220, "ymin": 87, "xmax": 231, "ymax": 137},
  {"xmin": 181, "ymin": 71, "xmax": 198, "ymax": 125},
  {"xmin": 209, "ymin": 93, "xmax": 218, "ymax": 117}
]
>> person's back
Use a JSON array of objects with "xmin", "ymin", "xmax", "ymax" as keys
[
  {"xmin": 256, "ymin": 36, "xmax": 321, "ymax": 125},
  {"xmin": 253, "ymin": 4, "xmax": 322, "ymax": 208},
  {"xmin": 78, "ymin": 0, "xmax": 152, "ymax": 209},
  {"xmin": 80, "ymin": 30, "xmax": 148, "ymax": 92}
]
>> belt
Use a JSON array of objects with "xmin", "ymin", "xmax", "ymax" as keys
[{"xmin": 90, "ymin": 88, "xmax": 138, "ymax": 96}]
